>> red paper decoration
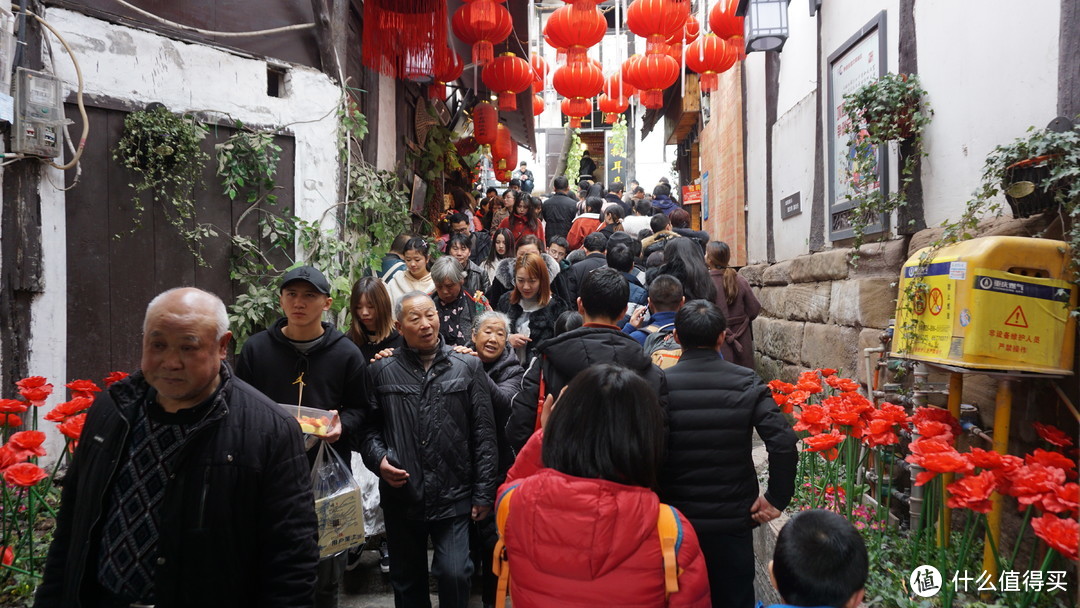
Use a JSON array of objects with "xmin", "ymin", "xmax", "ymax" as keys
[
  {"xmin": 533, "ymin": 94, "xmax": 545, "ymax": 116},
  {"xmin": 482, "ymin": 53, "xmax": 533, "ymax": 111},
  {"xmin": 563, "ymin": 0, "xmax": 602, "ymax": 14},
  {"xmin": 552, "ymin": 60, "xmax": 604, "ymax": 115},
  {"xmin": 625, "ymin": 53, "xmax": 680, "ymax": 109},
  {"xmin": 597, "ymin": 94, "xmax": 629, "ymax": 124},
  {"xmin": 561, "ymin": 98, "xmax": 591, "ymax": 129},
  {"xmin": 452, "ymin": 0, "xmax": 513, "ymax": 65},
  {"xmin": 492, "ymin": 123, "xmax": 514, "ymax": 166},
  {"xmin": 530, "ymin": 53, "xmax": 549, "ymax": 88},
  {"xmin": 626, "ymin": 0, "xmax": 690, "ymax": 55},
  {"xmin": 543, "ymin": 5, "xmax": 606, "ymax": 65},
  {"xmin": 709, "ymin": 0, "xmax": 746, "ymax": 60},
  {"xmin": 362, "ymin": 0, "xmax": 448, "ymax": 80},
  {"xmin": 686, "ymin": 34, "xmax": 737, "ymax": 93},
  {"xmin": 604, "ymin": 72, "xmax": 637, "ymax": 102},
  {"xmin": 472, "ymin": 101, "xmax": 498, "ymax": 145},
  {"xmin": 429, "ymin": 49, "xmax": 464, "ymax": 100},
  {"xmin": 667, "ymin": 14, "xmax": 701, "ymax": 46}
]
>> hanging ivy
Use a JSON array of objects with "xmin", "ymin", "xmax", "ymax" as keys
[{"xmin": 565, "ymin": 128, "xmax": 583, "ymax": 183}]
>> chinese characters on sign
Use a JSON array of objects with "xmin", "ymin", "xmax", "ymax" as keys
[
  {"xmin": 682, "ymin": 184, "xmax": 702, "ymax": 205},
  {"xmin": 605, "ymin": 130, "xmax": 627, "ymax": 188}
]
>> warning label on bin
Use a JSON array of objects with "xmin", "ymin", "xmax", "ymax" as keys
[
  {"xmin": 1004, "ymin": 305, "xmax": 1028, "ymax": 328},
  {"xmin": 894, "ymin": 262, "xmax": 955, "ymax": 360},
  {"xmin": 967, "ymin": 269, "xmax": 1073, "ymax": 369}
]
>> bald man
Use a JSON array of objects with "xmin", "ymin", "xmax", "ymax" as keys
[{"xmin": 36, "ymin": 288, "xmax": 319, "ymax": 608}]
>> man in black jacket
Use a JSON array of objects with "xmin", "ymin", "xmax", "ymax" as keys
[
  {"xmin": 562, "ymin": 231, "xmax": 608, "ymax": 306},
  {"xmin": 36, "ymin": 288, "xmax": 318, "ymax": 608},
  {"xmin": 659, "ymin": 299, "xmax": 798, "ymax": 608},
  {"xmin": 540, "ymin": 175, "xmax": 578, "ymax": 241},
  {"xmin": 361, "ymin": 292, "xmax": 497, "ymax": 608},
  {"xmin": 507, "ymin": 267, "xmax": 667, "ymax": 454},
  {"xmin": 235, "ymin": 266, "xmax": 367, "ymax": 608}
]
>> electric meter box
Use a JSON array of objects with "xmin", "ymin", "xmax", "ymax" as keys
[
  {"xmin": 13, "ymin": 67, "xmax": 64, "ymax": 158},
  {"xmin": 893, "ymin": 236, "xmax": 1076, "ymax": 375}
]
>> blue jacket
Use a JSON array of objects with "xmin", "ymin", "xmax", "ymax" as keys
[
  {"xmin": 623, "ymin": 310, "xmax": 678, "ymax": 345},
  {"xmin": 651, "ymin": 195, "xmax": 679, "ymax": 216}
]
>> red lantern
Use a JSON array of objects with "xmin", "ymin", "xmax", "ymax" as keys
[
  {"xmin": 533, "ymin": 94, "xmax": 545, "ymax": 116},
  {"xmin": 604, "ymin": 73, "xmax": 637, "ymax": 102},
  {"xmin": 561, "ymin": 98, "xmax": 591, "ymax": 129},
  {"xmin": 626, "ymin": 0, "xmax": 690, "ymax": 55},
  {"xmin": 530, "ymin": 53, "xmax": 548, "ymax": 87},
  {"xmin": 482, "ymin": 53, "xmax": 533, "ymax": 111},
  {"xmin": 544, "ymin": 34, "xmax": 568, "ymax": 65},
  {"xmin": 492, "ymin": 123, "xmax": 514, "ymax": 169},
  {"xmin": 429, "ymin": 49, "xmax": 464, "ymax": 100},
  {"xmin": 452, "ymin": 0, "xmax": 513, "ymax": 65},
  {"xmin": 472, "ymin": 101, "xmax": 498, "ymax": 145},
  {"xmin": 597, "ymin": 94, "xmax": 628, "ymax": 124},
  {"xmin": 553, "ymin": 60, "xmax": 604, "ymax": 115},
  {"xmin": 686, "ymin": 34, "xmax": 737, "ymax": 93},
  {"xmin": 709, "ymin": 0, "xmax": 746, "ymax": 59},
  {"xmin": 621, "ymin": 55, "xmax": 644, "ymax": 89},
  {"xmin": 543, "ymin": 5, "xmax": 606, "ymax": 66},
  {"xmin": 563, "ymin": 0, "xmax": 601, "ymax": 14},
  {"xmin": 626, "ymin": 53, "xmax": 680, "ymax": 109},
  {"xmin": 667, "ymin": 14, "xmax": 701, "ymax": 46},
  {"xmin": 362, "ymin": 0, "xmax": 448, "ymax": 80}
]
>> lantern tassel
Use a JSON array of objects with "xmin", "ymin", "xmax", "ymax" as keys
[
  {"xmin": 473, "ymin": 40, "xmax": 495, "ymax": 65},
  {"xmin": 499, "ymin": 91, "xmax": 518, "ymax": 111}
]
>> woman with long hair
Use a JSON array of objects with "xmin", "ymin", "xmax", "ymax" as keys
[
  {"xmin": 495, "ymin": 251, "xmax": 568, "ymax": 365},
  {"xmin": 347, "ymin": 277, "xmax": 405, "ymax": 361},
  {"xmin": 647, "ymin": 237, "xmax": 717, "ymax": 303},
  {"xmin": 489, "ymin": 188, "xmax": 515, "ymax": 233},
  {"xmin": 499, "ymin": 189, "xmax": 545, "ymax": 244},
  {"xmin": 384, "ymin": 237, "xmax": 435, "ymax": 305},
  {"xmin": 496, "ymin": 365, "xmax": 710, "ymax": 607},
  {"xmin": 482, "ymin": 228, "xmax": 515, "ymax": 285},
  {"xmin": 487, "ymin": 235, "xmax": 564, "ymax": 309},
  {"xmin": 705, "ymin": 241, "xmax": 761, "ymax": 369}
]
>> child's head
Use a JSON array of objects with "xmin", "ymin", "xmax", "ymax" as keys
[{"xmin": 770, "ymin": 510, "xmax": 868, "ymax": 608}]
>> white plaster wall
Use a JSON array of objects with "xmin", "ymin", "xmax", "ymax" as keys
[
  {"xmin": 744, "ymin": 51, "xmax": 769, "ymax": 263},
  {"xmin": 916, "ymin": 0, "xmax": 1061, "ymax": 227},
  {"xmin": 29, "ymin": 7, "xmax": 342, "ymax": 458},
  {"xmin": 776, "ymin": 3, "xmax": 818, "ymax": 115},
  {"xmin": 376, "ymin": 74, "xmax": 396, "ymax": 172},
  {"xmin": 771, "ymin": 91, "xmax": 817, "ymax": 261}
]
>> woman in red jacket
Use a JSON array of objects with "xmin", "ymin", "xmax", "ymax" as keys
[
  {"xmin": 498, "ymin": 190, "xmax": 545, "ymax": 245},
  {"xmin": 496, "ymin": 365, "xmax": 711, "ymax": 608}
]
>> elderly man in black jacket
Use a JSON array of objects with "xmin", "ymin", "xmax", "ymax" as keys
[
  {"xmin": 35, "ymin": 288, "xmax": 318, "ymax": 608},
  {"xmin": 659, "ymin": 299, "xmax": 798, "ymax": 608},
  {"xmin": 361, "ymin": 291, "xmax": 497, "ymax": 608}
]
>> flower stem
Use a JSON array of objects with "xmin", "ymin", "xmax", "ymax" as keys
[
  {"xmin": 1018, "ymin": 549, "xmax": 1056, "ymax": 608},
  {"xmin": 1008, "ymin": 504, "xmax": 1034, "ymax": 569}
]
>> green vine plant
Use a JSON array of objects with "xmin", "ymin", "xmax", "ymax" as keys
[
  {"xmin": 216, "ymin": 123, "xmax": 283, "ymax": 205},
  {"xmin": 840, "ymin": 73, "xmax": 933, "ymax": 255},
  {"xmin": 610, "ymin": 114, "xmax": 628, "ymax": 158},
  {"xmin": 565, "ymin": 128, "xmax": 583, "ymax": 183},
  {"xmin": 113, "ymin": 105, "xmax": 211, "ymax": 261}
]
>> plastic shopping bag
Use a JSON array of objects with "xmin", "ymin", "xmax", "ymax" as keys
[
  {"xmin": 312, "ymin": 440, "xmax": 365, "ymax": 559},
  {"xmin": 351, "ymin": 452, "xmax": 386, "ymax": 537}
]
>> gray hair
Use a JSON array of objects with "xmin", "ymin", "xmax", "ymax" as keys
[
  {"xmin": 394, "ymin": 290, "xmax": 433, "ymax": 321},
  {"xmin": 430, "ymin": 255, "xmax": 465, "ymax": 285},
  {"xmin": 472, "ymin": 310, "xmax": 510, "ymax": 335},
  {"xmin": 144, "ymin": 287, "xmax": 230, "ymax": 340}
]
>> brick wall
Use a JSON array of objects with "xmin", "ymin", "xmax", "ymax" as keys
[{"xmin": 698, "ymin": 63, "xmax": 747, "ymax": 266}]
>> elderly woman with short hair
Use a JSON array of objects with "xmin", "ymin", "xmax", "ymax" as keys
[{"xmin": 430, "ymin": 256, "xmax": 487, "ymax": 346}]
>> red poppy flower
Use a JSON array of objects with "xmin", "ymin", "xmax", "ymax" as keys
[
  {"xmin": 967, "ymin": 447, "xmax": 1008, "ymax": 471},
  {"xmin": 1026, "ymin": 448, "xmax": 1078, "ymax": 474},
  {"xmin": 915, "ymin": 420, "xmax": 955, "ymax": 443},
  {"xmin": 1031, "ymin": 515, "xmax": 1079, "ymax": 561},
  {"xmin": 65, "ymin": 379, "xmax": 101, "ymax": 399},
  {"xmin": 1039, "ymin": 483, "xmax": 1080, "ymax": 515},
  {"xmin": 15, "ymin": 376, "xmax": 48, "ymax": 390},
  {"xmin": 0, "ymin": 546, "xmax": 11, "ymax": 566},
  {"xmin": 793, "ymin": 404, "xmax": 832, "ymax": 435},
  {"xmin": 824, "ymin": 375, "xmax": 861, "ymax": 393},
  {"xmin": 864, "ymin": 418, "xmax": 900, "ymax": 447},
  {"xmin": 772, "ymin": 392, "xmax": 791, "ymax": 414},
  {"xmin": 0, "ymin": 445, "xmax": 25, "ymax": 471},
  {"xmin": 786, "ymin": 390, "xmax": 810, "ymax": 407},
  {"xmin": 912, "ymin": 450, "xmax": 974, "ymax": 486},
  {"xmin": 824, "ymin": 394, "xmax": 871, "ymax": 434},
  {"xmin": 1033, "ymin": 422, "xmax": 1074, "ymax": 448},
  {"xmin": 44, "ymin": 396, "xmax": 92, "ymax": 423},
  {"xmin": 103, "ymin": 371, "xmax": 129, "ymax": 387},
  {"xmin": 0, "ymin": 414, "xmax": 23, "ymax": 427},
  {"xmin": 0, "ymin": 399, "xmax": 28, "ymax": 414},
  {"xmin": 1003, "ymin": 464, "xmax": 1067, "ymax": 508},
  {"xmin": 16, "ymin": 376, "xmax": 53, "ymax": 406},
  {"xmin": 817, "ymin": 368, "xmax": 837, "ymax": 377},
  {"xmin": 3, "ymin": 462, "xmax": 48, "ymax": 487},
  {"xmin": 767, "ymin": 380, "xmax": 795, "ymax": 395},
  {"xmin": 59, "ymin": 413, "xmax": 87, "ymax": 441},
  {"xmin": 946, "ymin": 471, "xmax": 998, "ymax": 513},
  {"xmin": 803, "ymin": 431, "xmax": 845, "ymax": 461},
  {"xmin": 912, "ymin": 407, "xmax": 962, "ymax": 439},
  {"xmin": 796, "ymin": 371, "xmax": 823, "ymax": 394},
  {"xmin": 8, "ymin": 430, "xmax": 47, "ymax": 458},
  {"xmin": 874, "ymin": 402, "xmax": 909, "ymax": 427}
]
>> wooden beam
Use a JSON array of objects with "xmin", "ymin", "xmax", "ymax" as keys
[{"xmin": 310, "ymin": 0, "xmax": 342, "ymax": 81}]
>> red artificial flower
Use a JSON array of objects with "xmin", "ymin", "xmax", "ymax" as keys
[
  {"xmin": 3, "ymin": 462, "xmax": 48, "ymax": 487},
  {"xmin": 16, "ymin": 376, "xmax": 53, "ymax": 406},
  {"xmin": 0, "ymin": 414, "xmax": 22, "ymax": 427},
  {"xmin": 911, "ymin": 407, "xmax": 962, "ymax": 440},
  {"xmin": 103, "ymin": 371, "xmax": 129, "ymax": 387},
  {"xmin": 796, "ymin": 371, "xmax": 823, "ymax": 394},
  {"xmin": 1003, "ymin": 464, "xmax": 1067, "ymax": 509},
  {"xmin": 0, "ymin": 546, "xmax": 11, "ymax": 566},
  {"xmin": 915, "ymin": 420, "xmax": 955, "ymax": 443},
  {"xmin": 793, "ymin": 404, "xmax": 832, "ymax": 435},
  {"xmin": 824, "ymin": 375, "xmax": 861, "ymax": 393},
  {"xmin": 874, "ymin": 402, "xmax": 910, "ymax": 427},
  {"xmin": 786, "ymin": 390, "xmax": 811, "ymax": 408},
  {"xmin": 772, "ymin": 392, "xmax": 791, "ymax": 414},
  {"xmin": 1039, "ymin": 483, "xmax": 1080, "ymax": 515},
  {"xmin": 1033, "ymin": 422, "xmax": 1074, "ymax": 448},
  {"xmin": 0, "ymin": 445, "xmax": 25, "ymax": 471},
  {"xmin": 767, "ymin": 380, "xmax": 795, "ymax": 395},
  {"xmin": 864, "ymin": 418, "xmax": 900, "ymax": 448},
  {"xmin": 912, "ymin": 450, "xmax": 974, "ymax": 486},
  {"xmin": 824, "ymin": 393, "xmax": 872, "ymax": 435},
  {"xmin": 0, "ymin": 399, "xmax": 28, "ymax": 414},
  {"xmin": 15, "ymin": 376, "xmax": 48, "ymax": 390},
  {"xmin": 59, "ymin": 413, "xmax": 87, "ymax": 442},
  {"xmin": 946, "ymin": 471, "xmax": 998, "ymax": 514},
  {"xmin": 816, "ymin": 368, "xmax": 837, "ymax": 377},
  {"xmin": 43, "ymin": 396, "xmax": 93, "ymax": 423},
  {"xmin": 1026, "ymin": 448, "xmax": 1078, "ymax": 475},
  {"xmin": 7, "ymin": 430, "xmax": 47, "ymax": 458},
  {"xmin": 65, "ymin": 379, "xmax": 101, "ymax": 399},
  {"xmin": 803, "ymin": 431, "xmax": 845, "ymax": 461},
  {"xmin": 1030, "ymin": 515, "xmax": 1079, "ymax": 561}
]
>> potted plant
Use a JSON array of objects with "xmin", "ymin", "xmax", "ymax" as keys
[{"xmin": 986, "ymin": 120, "xmax": 1078, "ymax": 219}]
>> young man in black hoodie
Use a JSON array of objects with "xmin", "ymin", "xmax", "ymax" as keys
[
  {"xmin": 235, "ymin": 265, "xmax": 368, "ymax": 608},
  {"xmin": 506, "ymin": 267, "xmax": 667, "ymax": 454}
]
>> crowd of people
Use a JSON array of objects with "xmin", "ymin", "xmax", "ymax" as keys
[{"xmin": 34, "ymin": 175, "xmax": 877, "ymax": 608}]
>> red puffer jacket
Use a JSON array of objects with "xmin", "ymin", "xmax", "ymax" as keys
[{"xmin": 499, "ymin": 467, "xmax": 711, "ymax": 607}]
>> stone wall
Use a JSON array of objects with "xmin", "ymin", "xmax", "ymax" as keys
[{"xmin": 743, "ymin": 239, "xmax": 909, "ymax": 385}]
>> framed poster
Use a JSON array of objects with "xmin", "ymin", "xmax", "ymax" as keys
[{"xmin": 827, "ymin": 11, "xmax": 888, "ymax": 241}]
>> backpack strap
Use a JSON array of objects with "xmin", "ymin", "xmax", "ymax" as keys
[
  {"xmin": 657, "ymin": 503, "xmax": 683, "ymax": 599},
  {"xmin": 493, "ymin": 486, "xmax": 519, "ymax": 606},
  {"xmin": 533, "ymin": 357, "xmax": 547, "ymax": 432}
]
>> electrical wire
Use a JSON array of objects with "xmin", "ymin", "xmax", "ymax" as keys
[
  {"xmin": 15, "ymin": 9, "xmax": 88, "ymax": 171},
  {"xmin": 111, "ymin": 0, "xmax": 315, "ymax": 38}
]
